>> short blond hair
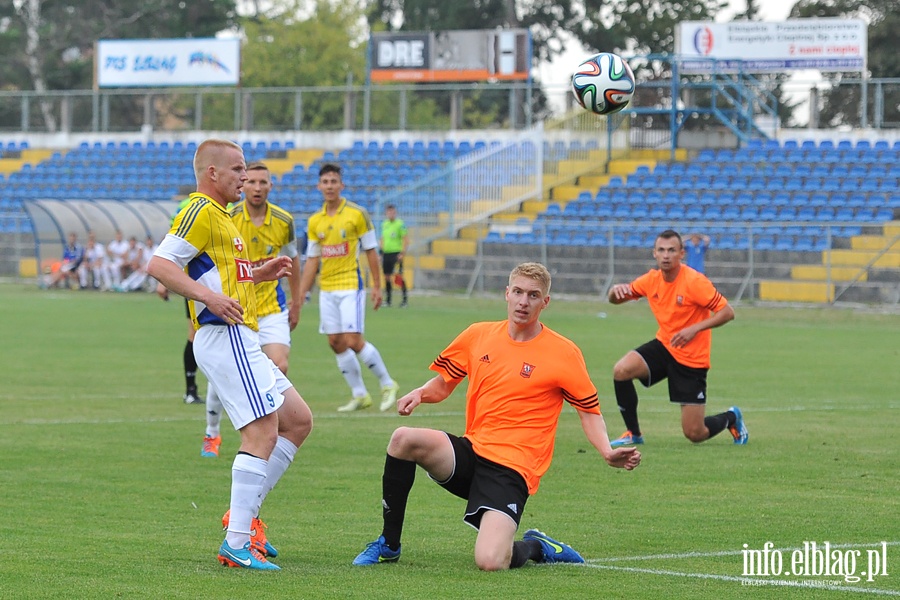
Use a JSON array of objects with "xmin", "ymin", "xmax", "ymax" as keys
[
  {"xmin": 509, "ymin": 262, "xmax": 551, "ymax": 296},
  {"xmin": 193, "ymin": 139, "xmax": 242, "ymax": 184}
]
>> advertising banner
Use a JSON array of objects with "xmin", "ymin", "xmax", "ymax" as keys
[
  {"xmin": 96, "ymin": 38, "xmax": 240, "ymax": 87},
  {"xmin": 369, "ymin": 29, "xmax": 530, "ymax": 83},
  {"xmin": 676, "ymin": 19, "xmax": 866, "ymax": 73}
]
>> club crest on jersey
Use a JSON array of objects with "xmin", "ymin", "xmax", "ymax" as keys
[
  {"xmin": 676, "ymin": 295, "xmax": 684, "ymax": 305},
  {"xmin": 233, "ymin": 237, "xmax": 244, "ymax": 252},
  {"xmin": 520, "ymin": 362, "xmax": 535, "ymax": 378}
]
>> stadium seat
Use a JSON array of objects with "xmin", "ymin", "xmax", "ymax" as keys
[
  {"xmin": 816, "ymin": 207, "xmax": 836, "ymax": 221},
  {"xmin": 834, "ymin": 207, "xmax": 855, "ymax": 222},
  {"xmin": 754, "ymin": 235, "xmax": 776, "ymax": 250}
]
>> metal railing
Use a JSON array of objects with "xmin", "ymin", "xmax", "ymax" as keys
[{"xmin": 1, "ymin": 76, "xmax": 898, "ymax": 136}]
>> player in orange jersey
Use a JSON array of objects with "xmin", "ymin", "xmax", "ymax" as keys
[
  {"xmin": 607, "ymin": 229, "xmax": 747, "ymax": 447},
  {"xmin": 350, "ymin": 262, "xmax": 641, "ymax": 571}
]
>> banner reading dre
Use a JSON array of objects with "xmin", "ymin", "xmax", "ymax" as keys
[
  {"xmin": 369, "ymin": 29, "xmax": 531, "ymax": 83},
  {"xmin": 96, "ymin": 38, "xmax": 241, "ymax": 88}
]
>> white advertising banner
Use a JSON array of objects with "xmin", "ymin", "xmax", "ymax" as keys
[
  {"xmin": 676, "ymin": 19, "xmax": 866, "ymax": 73},
  {"xmin": 96, "ymin": 38, "xmax": 241, "ymax": 87}
]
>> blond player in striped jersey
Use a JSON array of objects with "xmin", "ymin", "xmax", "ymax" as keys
[
  {"xmin": 148, "ymin": 139, "xmax": 313, "ymax": 571},
  {"xmin": 297, "ymin": 163, "xmax": 399, "ymax": 413},
  {"xmin": 201, "ymin": 161, "xmax": 302, "ymax": 459}
]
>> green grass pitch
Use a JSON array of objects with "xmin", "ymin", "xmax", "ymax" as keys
[{"xmin": 0, "ymin": 284, "xmax": 897, "ymax": 599}]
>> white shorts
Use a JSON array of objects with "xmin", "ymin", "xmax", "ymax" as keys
[
  {"xmin": 194, "ymin": 324, "xmax": 292, "ymax": 430},
  {"xmin": 258, "ymin": 311, "xmax": 291, "ymax": 347},
  {"xmin": 318, "ymin": 290, "xmax": 366, "ymax": 335}
]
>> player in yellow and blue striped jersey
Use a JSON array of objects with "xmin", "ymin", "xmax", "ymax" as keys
[
  {"xmin": 297, "ymin": 163, "xmax": 399, "ymax": 413},
  {"xmin": 148, "ymin": 139, "xmax": 313, "ymax": 570},
  {"xmin": 201, "ymin": 161, "xmax": 302, "ymax": 459}
]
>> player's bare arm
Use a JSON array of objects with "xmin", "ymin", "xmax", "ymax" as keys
[
  {"xmin": 670, "ymin": 304, "xmax": 735, "ymax": 348},
  {"xmin": 252, "ymin": 255, "xmax": 292, "ymax": 284},
  {"xmin": 295, "ymin": 255, "xmax": 320, "ymax": 320},
  {"xmin": 397, "ymin": 375, "xmax": 458, "ymax": 416},
  {"xmin": 148, "ymin": 256, "xmax": 245, "ymax": 324},
  {"xmin": 288, "ymin": 256, "xmax": 302, "ymax": 330},
  {"xmin": 365, "ymin": 248, "xmax": 383, "ymax": 310},
  {"xmin": 577, "ymin": 410, "xmax": 642, "ymax": 470},
  {"xmin": 608, "ymin": 283, "xmax": 636, "ymax": 304}
]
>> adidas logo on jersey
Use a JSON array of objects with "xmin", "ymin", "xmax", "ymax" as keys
[{"xmin": 479, "ymin": 355, "xmax": 491, "ymax": 363}]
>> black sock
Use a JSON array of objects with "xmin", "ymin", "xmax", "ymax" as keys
[
  {"xmin": 704, "ymin": 411, "xmax": 735, "ymax": 439},
  {"xmin": 614, "ymin": 379, "xmax": 641, "ymax": 436},
  {"xmin": 381, "ymin": 454, "xmax": 416, "ymax": 550},
  {"xmin": 184, "ymin": 340, "xmax": 197, "ymax": 391},
  {"xmin": 510, "ymin": 539, "xmax": 543, "ymax": 568}
]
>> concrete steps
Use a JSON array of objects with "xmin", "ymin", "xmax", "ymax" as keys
[{"xmin": 758, "ymin": 221, "xmax": 900, "ymax": 303}]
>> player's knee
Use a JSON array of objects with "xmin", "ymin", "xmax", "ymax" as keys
[
  {"xmin": 279, "ymin": 396, "xmax": 313, "ymax": 444},
  {"xmin": 683, "ymin": 426, "xmax": 708, "ymax": 443},
  {"xmin": 387, "ymin": 426, "xmax": 415, "ymax": 455},
  {"xmin": 474, "ymin": 548, "xmax": 511, "ymax": 572},
  {"xmin": 275, "ymin": 357, "xmax": 289, "ymax": 375},
  {"xmin": 612, "ymin": 361, "xmax": 633, "ymax": 381}
]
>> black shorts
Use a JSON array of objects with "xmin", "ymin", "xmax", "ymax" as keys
[
  {"xmin": 430, "ymin": 433, "xmax": 529, "ymax": 530},
  {"xmin": 634, "ymin": 339, "xmax": 709, "ymax": 405},
  {"xmin": 382, "ymin": 252, "xmax": 403, "ymax": 276}
]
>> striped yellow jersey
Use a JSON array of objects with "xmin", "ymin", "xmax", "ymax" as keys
[
  {"xmin": 166, "ymin": 192, "xmax": 259, "ymax": 331},
  {"xmin": 306, "ymin": 198, "xmax": 377, "ymax": 292},
  {"xmin": 230, "ymin": 201, "xmax": 298, "ymax": 318}
]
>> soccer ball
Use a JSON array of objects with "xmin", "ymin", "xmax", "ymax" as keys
[{"xmin": 571, "ymin": 52, "xmax": 635, "ymax": 115}]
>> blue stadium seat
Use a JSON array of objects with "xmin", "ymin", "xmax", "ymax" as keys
[
  {"xmin": 754, "ymin": 235, "xmax": 776, "ymax": 250},
  {"xmin": 758, "ymin": 206, "xmax": 778, "ymax": 221},
  {"xmin": 703, "ymin": 206, "xmax": 723, "ymax": 221},
  {"xmin": 816, "ymin": 207, "xmax": 836, "ymax": 221},
  {"xmin": 793, "ymin": 236, "xmax": 815, "ymax": 252},
  {"xmin": 777, "ymin": 207, "xmax": 797, "ymax": 221},
  {"xmin": 834, "ymin": 207, "xmax": 855, "ymax": 222},
  {"xmin": 685, "ymin": 204, "xmax": 704, "ymax": 220},
  {"xmin": 775, "ymin": 235, "xmax": 796, "ymax": 251},
  {"xmin": 722, "ymin": 205, "xmax": 740, "ymax": 220},
  {"xmin": 796, "ymin": 206, "xmax": 816, "ymax": 221}
]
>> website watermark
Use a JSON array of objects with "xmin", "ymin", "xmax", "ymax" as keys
[{"xmin": 741, "ymin": 541, "xmax": 890, "ymax": 584}]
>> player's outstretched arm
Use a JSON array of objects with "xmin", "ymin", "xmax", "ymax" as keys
[
  {"xmin": 608, "ymin": 283, "xmax": 637, "ymax": 305},
  {"xmin": 577, "ymin": 410, "xmax": 641, "ymax": 470},
  {"xmin": 253, "ymin": 255, "xmax": 292, "ymax": 284},
  {"xmin": 397, "ymin": 375, "xmax": 458, "ymax": 416}
]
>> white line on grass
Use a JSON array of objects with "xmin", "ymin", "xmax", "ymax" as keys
[
  {"xmin": 592, "ymin": 541, "xmax": 900, "ymax": 562},
  {"xmin": 583, "ymin": 563, "xmax": 900, "ymax": 596},
  {"xmin": 1, "ymin": 394, "xmax": 898, "ymax": 425},
  {"xmin": 0, "ymin": 410, "xmax": 471, "ymax": 427},
  {"xmin": 2, "ymin": 402, "xmax": 898, "ymax": 426},
  {"xmin": 586, "ymin": 542, "xmax": 900, "ymax": 596}
]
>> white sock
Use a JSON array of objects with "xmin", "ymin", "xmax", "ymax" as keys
[
  {"xmin": 336, "ymin": 348, "xmax": 367, "ymax": 398},
  {"xmin": 257, "ymin": 436, "xmax": 298, "ymax": 510},
  {"xmin": 206, "ymin": 386, "xmax": 222, "ymax": 438},
  {"xmin": 357, "ymin": 342, "xmax": 393, "ymax": 387},
  {"xmin": 225, "ymin": 454, "xmax": 268, "ymax": 550}
]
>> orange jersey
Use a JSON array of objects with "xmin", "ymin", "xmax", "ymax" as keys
[
  {"xmin": 430, "ymin": 320, "xmax": 599, "ymax": 495},
  {"xmin": 630, "ymin": 266, "xmax": 729, "ymax": 368}
]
